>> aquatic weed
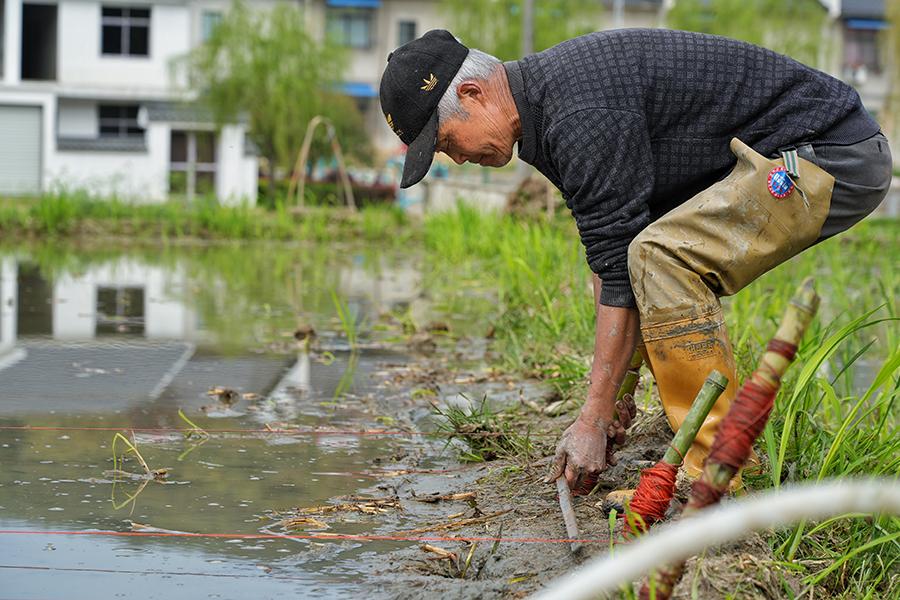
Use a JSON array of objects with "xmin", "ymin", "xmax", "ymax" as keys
[{"xmin": 431, "ymin": 396, "xmax": 533, "ymax": 463}]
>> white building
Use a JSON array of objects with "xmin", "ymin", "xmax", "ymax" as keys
[
  {"xmin": 305, "ymin": 0, "xmax": 444, "ymax": 158},
  {"xmin": 0, "ymin": 0, "xmax": 674, "ymax": 201},
  {"xmin": 0, "ymin": 0, "xmax": 259, "ymax": 202}
]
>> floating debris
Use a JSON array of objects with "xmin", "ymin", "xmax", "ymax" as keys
[
  {"xmin": 285, "ymin": 497, "xmax": 401, "ymax": 516},
  {"xmin": 425, "ymin": 321, "xmax": 450, "ymax": 334},
  {"xmin": 420, "ymin": 543, "xmax": 457, "ymax": 562},
  {"xmin": 207, "ymin": 387, "xmax": 240, "ymax": 405},
  {"xmin": 293, "ymin": 325, "xmax": 317, "ymax": 342},
  {"xmin": 401, "ymin": 510, "xmax": 511, "ymax": 535},
  {"xmin": 276, "ymin": 516, "xmax": 329, "ymax": 531},
  {"xmin": 129, "ymin": 521, "xmax": 190, "ymax": 534},
  {"xmin": 103, "ymin": 468, "xmax": 170, "ymax": 482},
  {"xmin": 413, "ymin": 491, "xmax": 476, "ymax": 504}
]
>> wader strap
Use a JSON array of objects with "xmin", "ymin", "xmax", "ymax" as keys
[{"xmin": 781, "ymin": 148, "xmax": 800, "ymax": 179}]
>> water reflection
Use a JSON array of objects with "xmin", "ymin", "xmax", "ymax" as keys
[
  {"xmin": 0, "ymin": 245, "xmax": 426, "ymax": 409},
  {"xmin": 0, "ymin": 243, "xmax": 440, "ymax": 599}
]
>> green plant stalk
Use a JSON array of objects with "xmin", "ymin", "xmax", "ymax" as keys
[
  {"xmin": 616, "ymin": 350, "xmax": 643, "ymax": 404},
  {"xmin": 331, "ymin": 290, "xmax": 359, "ymax": 349},
  {"xmin": 111, "ymin": 432, "xmax": 150, "ymax": 475},
  {"xmin": 661, "ymin": 370, "xmax": 729, "ymax": 466},
  {"xmin": 178, "ymin": 408, "xmax": 209, "ymax": 440}
]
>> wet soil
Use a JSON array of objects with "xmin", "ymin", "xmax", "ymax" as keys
[{"xmin": 364, "ymin": 351, "xmax": 798, "ymax": 600}]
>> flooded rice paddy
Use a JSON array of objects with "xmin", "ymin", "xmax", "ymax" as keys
[{"xmin": 0, "ymin": 243, "xmax": 482, "ymax": 599}]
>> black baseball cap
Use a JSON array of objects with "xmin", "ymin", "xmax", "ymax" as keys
[{"xmin": 379, "ymin": 30, "xmax": 469, "ymax": 188}]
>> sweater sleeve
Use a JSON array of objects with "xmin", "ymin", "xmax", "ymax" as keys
[{"xmin": 546, "ymin": 109, "xmax": 654, "ymax": 308}]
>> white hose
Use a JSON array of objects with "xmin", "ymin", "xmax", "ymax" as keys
[{"xmin": 530, "ymin": 479, "xmax": 900, "ymax": 600}]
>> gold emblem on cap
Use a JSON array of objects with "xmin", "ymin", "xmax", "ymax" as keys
[
  {"xmin": 420, "ymin": 73, "xmax": 438, "ymax": 92},
  {"xmin": 385, "ymin": 113, "xmax": 403, "ymax": 136}
]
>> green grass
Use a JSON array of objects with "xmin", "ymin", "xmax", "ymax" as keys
[
  {"xmin": 0, "ymin": 190, "xmax": 410, "ymax": 243},
  {"xmin": 423, "ymin": 204, "xmax": 595, "ymax": 390}
]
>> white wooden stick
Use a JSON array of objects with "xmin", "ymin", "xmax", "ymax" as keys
[
  {"xmin": 556, "ymin": 477, "xmax": 582, "ymax": 554},
  {"xmin": 531, "ymin": 479, "xmax": 900, "ymax": 600}
]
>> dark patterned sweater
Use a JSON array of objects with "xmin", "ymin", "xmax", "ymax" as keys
[{"xmin": 504, "ymin": 29, "xmax": 880, "ymax": 308}]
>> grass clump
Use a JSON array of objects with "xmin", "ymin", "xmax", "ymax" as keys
[{"xmin": 432, "ymin": 396, "xmax": 533, "ymax": 463}]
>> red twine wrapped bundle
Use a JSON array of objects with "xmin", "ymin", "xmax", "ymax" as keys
[
  {"xmin": 626, "ymin": 461, "xmax": 679, "ymax": 535},
  {"xmin": 689, "ymin": 339, "xmax": 797, "ymax": 510}
]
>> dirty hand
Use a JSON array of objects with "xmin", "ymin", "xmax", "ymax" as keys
[
  {"xmin": 544, "ymin": 417, "xmax": 610, "ymax": 495},
  {"xmin": 606, "ymin": 393, "xmax": 638, "ymax": 454}
]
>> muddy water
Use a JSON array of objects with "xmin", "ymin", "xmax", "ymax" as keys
[{"xmin": 0, "ymin": 243, "xmax": 465, "ymax": 599}]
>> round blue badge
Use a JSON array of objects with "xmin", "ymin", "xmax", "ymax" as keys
[{"xmin": 767, "ymin": 166, "xmax": 794, "ymax": 199}]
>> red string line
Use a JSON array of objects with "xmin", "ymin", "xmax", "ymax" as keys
[
  {"xmin": 0, "ymin": 529, "xmax": 611, "ymax": 545},
  {"xmin": 625, "ymin": 461, "xmax": 678, "ymax": 535},
  {"xmin": 0, "ymin": 425, "xmax": 554, "ymax": 438},
  {"xmin": 689, "ymin": 478, "xmax": 724, "ymax": 511}
]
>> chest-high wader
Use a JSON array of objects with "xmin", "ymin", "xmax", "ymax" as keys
[{"xmin": 628, "ymin": 137, "xmax": 834, "ymax": 482}]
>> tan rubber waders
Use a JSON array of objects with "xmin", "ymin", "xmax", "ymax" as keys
[{"xmin": 629, "ymin": 138, "xmax": 834, "ymax": 478}]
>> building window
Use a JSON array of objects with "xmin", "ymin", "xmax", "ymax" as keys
[
  {"xmin": 101, "ymin": 6, "xmax": 150, "ymax": 56},
  {"xmin": 170, "ymin": 131, "xmax": 217, "ymax": 200},
  {"xmin": 201, "ymin": 10, "xmax": 223, "ymax": 42},
  {"xmin": 96, "ymin": 287, "xmax": 145, "ymax": 336},
  {"xmin": 397, "ymin": 20, "xmax": 416, "ymax": 46},
  {"xmin": 843, "ymin": 27, "xmax": 882, "ymax": 80},
  {"xmin": 98, "ymin": 105, "xmax": 143, "ymax": 138},
  {"xmin": 326, "ymin": 8, "xmax": 373, "ymax": 49}
]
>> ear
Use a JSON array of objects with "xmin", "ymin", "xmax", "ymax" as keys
[{"xmin": 456, "ymin": 81, "xmax": 485, "ymax": 106}]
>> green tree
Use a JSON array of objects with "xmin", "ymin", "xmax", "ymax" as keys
[
  {"xmin": 178, "ymin": 1, "xmax": 370, "ymax": 198},
  {"xmin": 440, "ymin": 0, "xmax": 603, "ymax": 61},
  {"xmin": 666, "ymin": 0, "xmax": 828, "ymax": 67}
]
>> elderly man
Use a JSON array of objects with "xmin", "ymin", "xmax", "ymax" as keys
[{"xmin": 378, "ymin": 29, "xmax": 891, "ymax": 495}]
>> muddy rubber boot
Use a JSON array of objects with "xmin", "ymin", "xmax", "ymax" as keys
[
  {"xmin": 641, "ymin": 309, "xmax": 738, "ymax": 479},
  {"xmin": 604, "ymin": 488, "xmax": 635, "ymax": 513}
]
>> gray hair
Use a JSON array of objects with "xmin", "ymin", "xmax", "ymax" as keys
[{"xmin": 437, "ymin": 48, "xmax": 502, "ymax": 123}]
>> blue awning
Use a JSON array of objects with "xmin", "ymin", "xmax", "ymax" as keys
[
  {"xmin": 326, "ymin": 0, "xmax": 381, "ymax": 8},
  {"xmin": 846, "ymin": 19, "xmax": 889, "ymax": 30},
  {"xmin": 339, "ymin": 82, "xmax": 378, "ymax": 98}
]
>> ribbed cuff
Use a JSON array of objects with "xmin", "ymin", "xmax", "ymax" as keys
[{"xmin": 599, "ymin": 281, "xmax": 637, "ymax": 308}]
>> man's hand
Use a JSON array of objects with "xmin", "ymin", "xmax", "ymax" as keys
[
  {"xmin": 544, "ymin": 416, "xmax": 610, "ymax": 495},
  {"xmin": 546, "ymin": 275, "xmax": 640, "ymax": 494},
  {"xmin": 607, "ymin": 394, "xmax": 638, "ymax": 450}
]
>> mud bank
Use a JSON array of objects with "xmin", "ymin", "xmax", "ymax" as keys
[{"xmin": 359, "ymin": 351, "xmax": 798, "ymax": 600}]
